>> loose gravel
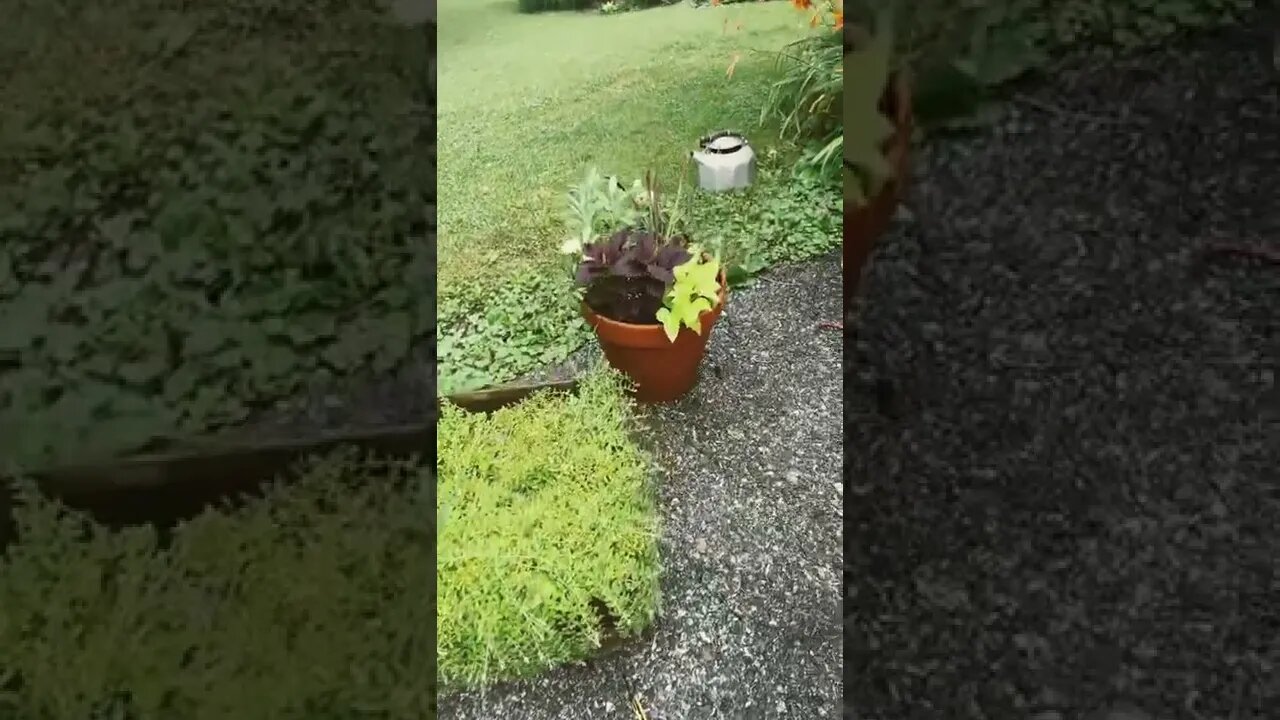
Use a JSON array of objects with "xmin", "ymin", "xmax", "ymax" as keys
[
  {"xmin": 845, "ymin": 22, "xmax": 1280, "ymax": 720},
  {"xmin": 440, "ymin": 255, "xmax": 844, "ymax": 720}
]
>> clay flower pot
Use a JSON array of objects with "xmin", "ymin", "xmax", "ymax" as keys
[
  {"xmin": 844, "ymin": 72, "xmax": 913, "ymax": 307},
  {"xmin": 581, "ymin": 270, "xmax": 728, "ymax": 403}
]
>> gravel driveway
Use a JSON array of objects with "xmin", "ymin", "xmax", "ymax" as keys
[{"xmin": 846, "ymin": 21, "xmax": 1280, "ymax": 720}]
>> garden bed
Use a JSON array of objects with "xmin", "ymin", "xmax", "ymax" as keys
[
  {"xmin": 0, "ymin": 374, "xmax": 571, "ymax": 549},
  {"xmin": 0, "ymin": 448, "xmax": 435, "ymax": 719},
  {"xmin": 0, "ymin": 1, "xmax": 430, "ymax": 472},
  {"xmin": 0, "ymin": 368, "xmax": 657, "ymax": 716},
  {"xmin": 440, "ymin": 254, "xmax": 843, "ymax": 719}
]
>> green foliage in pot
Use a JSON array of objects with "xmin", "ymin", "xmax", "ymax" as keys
[
  {"xmin": 865, "ymin": 0, "xmax": 1046, "ymax": 131},
  {"xmin": 561, "ymin": 167, "xmax": 649, "ymax": 258},
  {"xmin": 566, "ymin": 170, "xmax": 726, "ymax": 340},
  {"xmin": 656, "ymin": 247, "xmax": 722, "ymax": 341}
]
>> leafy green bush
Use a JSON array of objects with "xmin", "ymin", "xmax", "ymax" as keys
[
  {"xmin": 437, "ymin": 369, "xmax": 660, "ymax": 689},
  {"xmin": 689, "ymin": 164, "xmax": 842, "ymax": 284},
  {"xmin": 1029, "ymin": 0, "xmax": 1252, "ymax": 49},
  {"xmin": 762, "ymin": 29, "xmax": 842, "ymax": 148},
  {"xmin": 854, "ymin": 0, "xmax": 1255, "ymax": 131},
  {"xmin": 0, "ymin": 450, "xmax": 434, "ymax": 719},
  {"xmin": 437, "ymin": 272, "xmax": 592, "ymax": 394},
  {"xmin": 760, "ymin": 26, "xmax": 845, "ymax": 188},
  {"xmin": 756, "ymin": 1, "xmax": 872, "ymax": 195},
  {"xmin": 0, "ymin": 1, "xmax": 431, "ymax": 469}
]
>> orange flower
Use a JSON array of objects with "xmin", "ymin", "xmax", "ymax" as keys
[
  {"xmin": 711, "ymin": 0, "xmax": 722, "ymax": 5},
  {"xmin": 809, "ymin": 12, "xmax": 820, "ymax": 27},
  {"xmin": 832, "ymin": 9, "xmax": 843, "ymax": 28},
  {"xmin": 790, "ymin": 0, "xmax": 812, "ymax": 10}
]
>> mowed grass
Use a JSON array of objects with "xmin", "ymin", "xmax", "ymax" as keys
[{"xmin": 437, "ymin": 0, "xmax": 810, "ymax": 297}]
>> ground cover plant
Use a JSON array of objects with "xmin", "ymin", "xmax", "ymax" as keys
[
  {"xmin": 0, "ymin": 450, "xmax": 433, "ymax": 719},
  {"xmin": 437, "ymin": 368, "xmax": 661, "ymax": 689},
  {"xmin": 0, "ymin": 0, "xmax": 430, "ymax": 469},
  {"xmin": 844, "ymin": 0, "xmax": 1255, "ymax": 133},
  {"xmin": 436, "ymin": 0, "xmax": 841, "ymax": 394}
]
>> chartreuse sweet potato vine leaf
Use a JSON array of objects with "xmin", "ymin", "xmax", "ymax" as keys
[
  {"xmin": 844, "ymin": 10, "xmax": 896, "ymax": 206},
  {"xmin": 656, "ymin": 249, "xmax": 721, "ymax": 342}
]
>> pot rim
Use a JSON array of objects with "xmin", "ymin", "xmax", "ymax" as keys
[{"xmin": 582, "ymin": 268, "xmax": 728, "ymax": 335}]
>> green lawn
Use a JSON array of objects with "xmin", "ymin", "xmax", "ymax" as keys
[
  {"xmin": 437, "ymin": 0, "xmax": 840, "ymax": 393},
  {"xmin": 438, "ymin": 0, "xmax": 805, "ymax": 289}
]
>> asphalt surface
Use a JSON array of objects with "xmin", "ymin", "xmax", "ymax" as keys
[
  {"xmin": 845, "ymin": 22, "xmax": 1280, "ymax": 720},
  {"xmin": 439, "ymin": 256, "xmax": 844, "ymax": 720}
]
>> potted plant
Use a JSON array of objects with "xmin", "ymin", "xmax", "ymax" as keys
[
  {"xmin": 843, "ymin": 10, "xmax": 912, "ymax": 310},
  {"xmin": 561, "ymin": 170, "xmax": 726, "ymax": 403}
]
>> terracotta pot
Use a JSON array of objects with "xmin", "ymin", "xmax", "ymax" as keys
[
  {"xmin": 844, "ymin": 72, "xmax": 913, "ymax": 307},
  {"xmin": 581, "ymin": 270, "xmax": 728, "ymax": 403}
]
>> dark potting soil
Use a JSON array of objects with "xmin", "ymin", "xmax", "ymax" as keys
[
  {"xmin": 584, "ymin": 277, "xmax": 667, "ymax": 325},
  {"xmin": 845, "ymin": 20, "xmax": 1280, "ymax": 720}
]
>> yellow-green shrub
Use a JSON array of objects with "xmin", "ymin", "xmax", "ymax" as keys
[{"xmin": 437, "ymin": 368, "xmax": 660, "ymax": 689}]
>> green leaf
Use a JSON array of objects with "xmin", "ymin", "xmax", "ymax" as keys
[
  {"xmin": 843, "ymin": 13, "xmax": 896, "ymax": 205},
  {"xmin": 657, "ymin": 254, "xmax": 721, "ymax": 343},
  {"xmin": 675, "ymin": 257, "xmax": 721, "ymax": 300},
  {"xmin": 970, "ymin": 25, "xmax": 1045, "ymax": 86},
  {"xmin": 677, "ymin": 297, "xmax": 712, "ymax": 333},
  {"xmin": 655, "ymin": 307, "xmax": 681, "ymax": 343},
  {"xmin": 118, "ymin": 355, "xmax": 168, "ymax": 387}
]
